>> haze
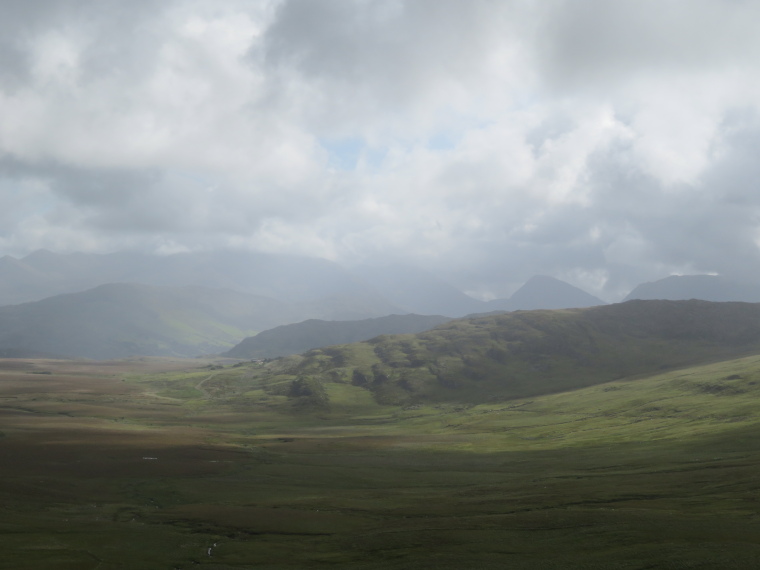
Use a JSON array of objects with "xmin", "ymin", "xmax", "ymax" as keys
[{"xmin": 1, "ymin": 0, "xmax": 759, "ymax": 301}]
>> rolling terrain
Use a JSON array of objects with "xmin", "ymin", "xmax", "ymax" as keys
[
  {"xmin": 4, "ymin": 300, "xmax": 760, "ymax": 567},
  {"xmin": 3, "ymin": 349, "xmax": 760, "ymax": 567},
  {"xmin": 272, "ymin": 299, "xmax": 760, "ymax": 406}
]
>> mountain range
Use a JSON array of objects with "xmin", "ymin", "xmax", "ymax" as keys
[
  {"xmin": 0, "ymin": 250, "xmax": 401, "ymax": 316},
  {"xmin": 0, "ymin": 251, "xmax": 609, "ymax": 317},
  {"xmin": 0, "ymin": 251, "xmax": 613, "ymax": 359},
  {"xmin": 3, "ymin": 249, "xmax": 760, "ymax": 361}
]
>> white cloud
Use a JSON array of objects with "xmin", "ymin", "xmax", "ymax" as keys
[{"xmin": 1, "ymin": 0, "xmax": 760, "ymax": 298}]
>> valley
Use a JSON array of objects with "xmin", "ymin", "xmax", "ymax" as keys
[
  {"xmin": 3, "ymin": 2, "xmax": 758, "ymax": 568},
  {"xmin": 3, "ymin": 347, "xmax": 760, "ymax": 569}
]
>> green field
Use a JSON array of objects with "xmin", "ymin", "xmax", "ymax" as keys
[{"xmin": 2, "ymin": 354, "xmax": 760, "ymax": 569}]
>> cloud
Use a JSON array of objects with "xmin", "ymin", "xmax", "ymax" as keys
[
  {"xmin": 259, "ymin": 0, "xmax": 531, "ymax": 135},
  {"xmin": 0, "ymin": 0, "xmax": 760, "ymax": 300}
]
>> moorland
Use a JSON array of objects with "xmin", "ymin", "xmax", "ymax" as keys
[{"xmin": 3, "ymin": 300, "xmax": 760, "ymax": 568}]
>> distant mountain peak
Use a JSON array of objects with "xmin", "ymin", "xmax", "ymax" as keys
[
  {"xmin": 487, "ymin": 275, "xmax": 605, "ymax": 312},
  {"xmin": 0, "ymin": 255, "xmax": 22, "ymax": 265},
  {"xmin": 524, "ymin": 274, "xmax": 559, "ymax": 282},
  {"xmin": 348, "ymin": 263, "xmax": 486, "ymax": 317}
]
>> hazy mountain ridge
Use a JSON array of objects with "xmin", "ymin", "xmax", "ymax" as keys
[
  {"xmin": 350, "ymin": 264, "xmax": 486, "ymax": 317},
  {"xmin": 486, "ymin": 275, "xmax": 605, "ymax": 311},
  {"xmin": 624, "ymin": 274, "xmax": 760, "ymax": 303},
  {"xmin": 0, "ymin": 251, "xmax": 606, "ymax": 318},
  {"xmin": 273, "ymin": 299, "xmax": 760, "ymax": 406},
  {"xmin": 0, "ymin": 282, "xmax": 381, "ymax": 359},
  {"xmin": 0, "ymin": 251, "xmax": 614, "ymax": 360},
  {"xmin": 225, "ymin": 313, "xmax": 452, "ymax": 359},
  {"xmin": 0, "ymin": 250, "xmax": 402, "ymax": 316}
]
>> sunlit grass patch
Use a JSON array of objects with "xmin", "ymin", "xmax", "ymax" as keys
[{"xmin": 324, "ymin": 383, "xmax": 386, "ymax": 416}]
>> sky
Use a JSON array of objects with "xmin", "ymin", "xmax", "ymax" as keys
[{"xmin": 1, "ymin": 0, "xmax": 760, "ymax": 301}]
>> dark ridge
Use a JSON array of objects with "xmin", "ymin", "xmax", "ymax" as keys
[{"xmin": 225, "ymin": 313, "xmax": 452, "ymax": 359}]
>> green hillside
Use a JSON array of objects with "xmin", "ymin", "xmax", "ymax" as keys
[
  {"xmin": 265, "ymin": 299, "xmax": 760, "ymax": 406},
  {"xmin": 150, "ymin": 349, "xmax": 760, "ymax": 451},
  {"xmin": 7, "ymin": 306, "xmax": 760, "ymax": 567}
]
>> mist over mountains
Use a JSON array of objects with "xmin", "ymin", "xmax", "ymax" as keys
[
  {"xmin": 0, "ymin": 250, "xmax": 610, "ymax": 359},
  {"xmin": 486, "ymin": 275, "xmax": 604, "ymax": 311},
  {"xmin": 0, "ymin": 250, "xmax": 394, "ymax": 310},
  {"xmin": 624, "ymin": 275, "xmax": 760, "ymax": 303},
  {"xmin": 0, "ymin": 250, "xmax": 606, "ymax": 317},
  {"xmin": 351, "ymin": 264, "xmax": 486, "ymax": 317},
  {"xmin": 0, "ymin": 283, "xmax": 290, "ymax": 359},
  {"xmin": 1, "ymin": 249, "xmax": 760, "ymax": 360}
]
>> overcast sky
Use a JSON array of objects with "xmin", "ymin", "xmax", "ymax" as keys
[{"xmin": 1, "ymin": 0, "xmax": 759, "ymax": 300}]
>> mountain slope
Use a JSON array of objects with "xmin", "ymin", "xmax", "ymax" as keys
[
  {"xmin": 486, "ymin": 275, "xmax": 605, "ymax": 311},
  {"xmin": 0, "ymin": 250, "xmax": 403, "ymax": 320},
  {"xmin": 0, "ymin": 283, "xmax": 306, "ymax": 359},
  {"xmin": 271, "ymin": 299, "xmax": 760, "ymax": 406},
  {"xmin": 225, "ymin": 314, "xmax": 452, "ymax": 359},
  {"xmin": 350, "ymin": 264, "xmax": 486, "ymax": 317},
  {"xmin": 0, "ymin": 255, "xmax": 59, "ymax": 306},
  {"xmin": 624, "ymin": 274, "xmax": 760, "ymax": 302}
]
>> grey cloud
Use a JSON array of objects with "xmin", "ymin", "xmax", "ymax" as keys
[
  {"xmin": 0, "ymin": 43, "xmax": 30, "ymax": 91},
  {"xmin": 1, "ymin": 0, "xmax": 760, "ymax": 301},
  {"xmin": 526, "ymin": 113, "xmax": 578, "ymax": 153},
  {"xmin": 259, "ymin": 0, "xmax": 522, "ymax": 132},
  {"xmin": 538, "ymin": 0, "xmax": 760, "ymax": 92},
  {"xmin": 426, "ymin": 108, "xmax": 760, "ymax": 300},
  {"xmin": 0, "ymin": 157, "xmax": 166, "ymax": 231},
  {"xmin": 0, "ymin": 0, "xmax": 177, "ymax": 96}
]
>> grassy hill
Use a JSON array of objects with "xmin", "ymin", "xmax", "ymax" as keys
[{"xmin": 264, "ymin": 299, "xmax": 760, "ymax": 406}]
